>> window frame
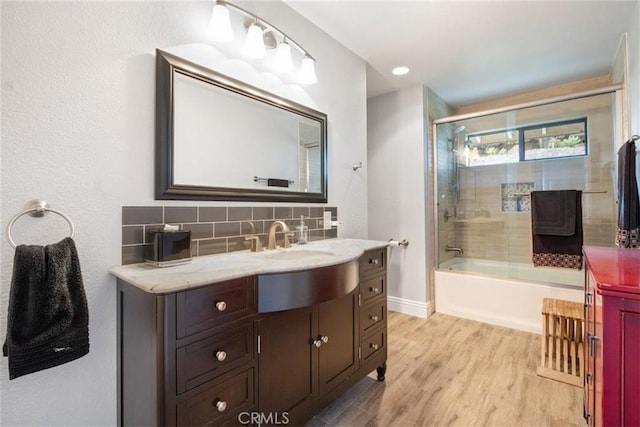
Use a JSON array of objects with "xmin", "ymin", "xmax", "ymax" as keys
[{"xmin": 464, "ymin": 117, "xmax": 588, "ymax": 167}]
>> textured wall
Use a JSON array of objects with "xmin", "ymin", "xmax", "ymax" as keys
[
  {"xmin": 368, "ymin": 85, "xmax": 429, "ymax": 314},
  {"xmin": 630, "ymin": 2, "xmax": 640, "ymax": 134},
  {"xmin": 0, "ymin": 1, "xmax": 366, "ymax": 424}
]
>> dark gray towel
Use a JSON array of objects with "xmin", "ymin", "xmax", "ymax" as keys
[
  {"xmin": 531, "ymin": 190, "xmax": 583, "ymax": 269},
  {"xmin": 3, "ymin": 237, "xmax": 89, "ymax": 380},
  {"xmin": 615, "ymin": 139, "xmax": 640, "ymax": 247},
  {"xmin": 531, "ymin": 190, "xmax": 578, "ymax": 236}
]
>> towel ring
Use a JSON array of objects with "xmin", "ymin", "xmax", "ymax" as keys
[{"xmin": 6, "ymin": 200, "xmax": 75, "ymax": 249}]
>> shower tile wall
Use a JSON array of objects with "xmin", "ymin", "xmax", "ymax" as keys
[{"xmin": 121, "ymin": 205, "xmax": 338, "ymax": 265}]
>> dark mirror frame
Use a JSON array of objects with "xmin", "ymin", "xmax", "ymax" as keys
[{"xmin": 155, "ymin": 49, "xmax": 328, "ymax": 202}]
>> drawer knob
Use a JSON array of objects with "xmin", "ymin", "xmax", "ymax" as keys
[
  {"xmin": 312, "ymin": 339, "xmax": 322, "ymax": 348},
  {"xmin": 370, "ymin": 343, "xmax": 379, "ymax": 350},
  {"xmin": 370, "ymin": 287, "xmax": 380, "ymax": 294},
  {"xmin": 369, "ymin": 259, "xmax": 379, "ymax": 265},
  {"xmin": 215, "ymin": 301, "xmax": 227, "ymax": 312},
  {"xmin": 321, "ymin": 335, "xmax": 329, "ymax": 344},
  {"xmin": 215, "ymin": 400, "xmax": 227, "ymax": 412},
  {"xmin": 370, "ymin": 315, "xmax": 379, "ymax": 322},
  {"xmin": 215, "ymin": 350, "xmax": 227, "ymax": 362}
]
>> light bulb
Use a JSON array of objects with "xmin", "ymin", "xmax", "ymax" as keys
[
  {"xmin": 207, "ymin": 3, "xmax": 234, "ymax": 43},
  {"xmin": 273, "ymin": 41, "xmax": 293, "ymax": 73},
  {"xmin": 299, "ymin": 56, "xmax": 317, "ymax": 85},
  {"xmin": 244, "ymin": 23, "xmax": 267, "ymax": 58}
]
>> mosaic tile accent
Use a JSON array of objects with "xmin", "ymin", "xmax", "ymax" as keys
[
  {"xmin": 121, "ymin": 205, "xmax": 338, "ymax": 265},
  {"xmin": 501, "ymin": 182, "xmax": 534, "ymax": 212}
]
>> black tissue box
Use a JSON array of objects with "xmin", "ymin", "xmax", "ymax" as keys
[{"xmin": 145, "ymin": 230, "xmax": 192, "ymax": 267}]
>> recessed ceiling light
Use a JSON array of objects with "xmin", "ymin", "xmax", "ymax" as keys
[{"xmin": 392, "ymin": 66, "xmax": 409, "ymax": 76}]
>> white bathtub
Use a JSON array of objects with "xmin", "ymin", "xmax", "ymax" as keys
[{"xmin": 434, "ymin": 258, "xmax": 584, "ymax": 333}]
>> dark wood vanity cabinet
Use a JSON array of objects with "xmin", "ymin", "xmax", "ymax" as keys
[
  {"xmin": 117, "ymin": 248, "xmax": 388, "ymax": 427},
  {"xmin": 257, "ymin": 290, "xmax": 359, "ymax": 425},
  {"xmin": 358, "ymin": 248, "xmax": 388, "ymax": 381},
  {"xmin": 117, "ymin": 276, "xmax": 257, "ymax": 427}
]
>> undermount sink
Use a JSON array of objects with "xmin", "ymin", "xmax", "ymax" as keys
[{"xmin": 263, "ymin": 249, "xmax": 335, "ymax": 261}]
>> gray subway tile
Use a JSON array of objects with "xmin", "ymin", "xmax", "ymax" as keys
[
  {"xmin": 122, "ymin": 226, "xmax": 143, "ymax": 245},
  {"xmin": 228, "ymin": 207, "xmax": 252, "ymax": 221},
  {"xmin": 164, "ymin": 206, "xmax": 197, "ymax": 224},
  {"xmin": 183, "ymin": 223, "xmax": 214, "ymax": 240},
  {"xmin": 325, "ymin": 207, "xmax": 338, "ymax": 218},
  {"xmin": 309, "ymin": 207, "xmax": 324, "ymax": 218},
  {"xmin": 227, "ymin": 236, "xmax": 252, "ymax": 253},
  {"xmin": 293, "ymin": 207, "xmax": 310, "ymax": 218},
  {"xmin": 198, "ymin": 238, "xmax": 227, "ymax": 256},
  {"xmin": 252, "ymin": 207, "xmax": 274, "ymax": 220},
  {"xmin": 215, "ymin": 222, "xmax": 240, "ymax": 237},
  {"xmin": 241, "ymin": 220, "xmax": 264, "ymax": 235},
  {"xmin": 122, "ymin": 206, "xmax": 162, "ymax": 225},
  {"xmin": 274, "ymin": 207, "xmax": 293, "ymax": 219},
  {"xmin": 122, "ymin": 245, "xmax": 149, "ymax": 265},
  {"xmin": 199, "ymin": 207, "xmax": 227, "ymax": 222},
  {"xmin": 325, "ymin": 228, "xmax": 338, "ymax": 239}
]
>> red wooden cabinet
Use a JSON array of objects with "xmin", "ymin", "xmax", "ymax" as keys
[{"xmin": 583, "ymin": 246, "xmax": 640, "ymax": 427}]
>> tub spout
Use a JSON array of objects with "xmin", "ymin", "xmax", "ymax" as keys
[{"xmin": 445, "ymin": 245, "xmax": 464, "ymax": 255}]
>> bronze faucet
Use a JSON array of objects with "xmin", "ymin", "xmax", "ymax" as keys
[{"xmin": 267, "ymin": 220, "xmax": 294, "ymax": 250}]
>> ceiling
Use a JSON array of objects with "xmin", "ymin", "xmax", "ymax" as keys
[{"xmin": 285, "ymin": 0, "xmax": 638, "ymax": 106}]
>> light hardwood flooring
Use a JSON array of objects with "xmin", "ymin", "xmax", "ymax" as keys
[{"xmin": 307, "ymin": 312, "xmax": 584, "ymax": 427}]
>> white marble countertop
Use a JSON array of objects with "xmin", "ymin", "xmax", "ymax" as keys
[{"xmin": 110, "ymin": 238, "xmax": 389, "ymax": 294}]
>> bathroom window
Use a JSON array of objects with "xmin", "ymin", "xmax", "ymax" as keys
[
  {"xmin": 521, "ymin": 119, "xmax": 587, "ymax": 161},
  {"xmin": 464, "ymin": 118, "xmax": 587, "ymax": 167}
]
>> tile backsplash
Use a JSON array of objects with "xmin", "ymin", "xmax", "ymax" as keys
[{"xmin": 121, "ymin": 205, "xmax": 338, "ymax": 265}]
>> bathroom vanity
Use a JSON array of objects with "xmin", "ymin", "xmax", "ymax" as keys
[
  {"xmin": 583, "ymin": 246, "xmax": 640, "ymax": 427},
  {"xmin": 111, "ymin": 239, "xmax": 388, "ymax": 426}
]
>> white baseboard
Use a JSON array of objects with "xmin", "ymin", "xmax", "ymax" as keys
[{"xmin": 387, "ymin": 296, "xmax": 430, "ymax": 319}]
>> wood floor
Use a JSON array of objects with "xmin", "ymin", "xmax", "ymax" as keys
[{"xmin": 307, "ymin": 312, "xmax": 584, "ymax": 427}]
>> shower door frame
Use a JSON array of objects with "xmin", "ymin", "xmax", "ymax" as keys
[{"xmin": 430, "ymin": 83, "xmax": 623, "ymax": 312}]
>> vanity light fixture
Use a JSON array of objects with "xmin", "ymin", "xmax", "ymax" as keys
[
  {"xmin": 299, "ymin": 55, "xmax": 318, "ymax": 85},
  {"xmin": 207, "ymin": 2, "xmax": 235, "ymax": 43},
  {"xmin": 244, "ymin": 20, "xmax": 267, "ymax": 58},
  {"xmin": 273, "ymin": 40, "xmax": 294, "ymax": 73},
  {"xmin": 208, "ymin": 0, "xmax": 318, "ymax": 84}
]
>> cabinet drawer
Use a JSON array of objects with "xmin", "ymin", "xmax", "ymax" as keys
[
  {"xmin": 177, "ymin": 323, "xmax": 254, "ymax": 394},
  {"xmin": 360, "ymin": 300, "xmax": 386, "ymax": 335},
  {"xmin": 361, "ymin": 275, "xmax": 385, "ymax": 304},
  {"xmin": 362, "ymin": 329, "xmax": 386, "ymax": 362},
  {"xmin": 176, "ymin": 367, "xmax": 254, "ymax": 427},
  {"xmin": 359, "ymin": 249, "xmax": 386, "ymax": 277},
  {"xmin": 177, "ymin": 277, "xmax": 256, "ymax": 338}
]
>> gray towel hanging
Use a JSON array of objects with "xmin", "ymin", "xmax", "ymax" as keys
[{"xmin": 615, "ymin": 139, "xmax": 640, "ymax": 248}]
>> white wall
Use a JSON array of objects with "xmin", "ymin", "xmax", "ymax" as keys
[
  {"xmin": 0, "ymin": 1, "xmax": 367, "ymax": 425},
  {"xmin": 628, "ymin": 1, "xmax": 640, "ymax": 134},
  {"xmin": 368, "ymin": 85, "xmax": 430, "ymax": 317}
]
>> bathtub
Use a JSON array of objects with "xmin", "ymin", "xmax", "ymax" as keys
[{"xmin": 434, "ymin": 257, "xmax": 584, "ymax": 333}]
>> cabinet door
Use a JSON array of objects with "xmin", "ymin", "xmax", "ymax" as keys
[
  {"xmin": 618, "ymin": 300, "xmax": 640, "ymax": 427},
  {"xmin": 584, "ymin": 271, "xmax": 596, "ymax": 426},
  {"xmin": 258, "ymin": 306, "xmax": 317, "ymax": 424},
  {"xmin": 317, "ymin": 290, "xmax": 358, "ymax": 396}
]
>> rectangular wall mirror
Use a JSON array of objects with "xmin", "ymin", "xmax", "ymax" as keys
[{"xmin": 155, "ymin": 49, "xmax": 328, "ymax": 202}]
